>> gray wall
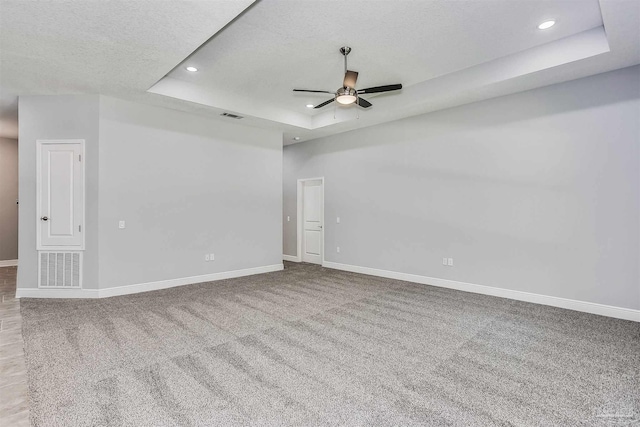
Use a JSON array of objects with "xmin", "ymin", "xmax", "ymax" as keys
[
  {"xmin": 18, "ymin": 95, "xmax": 282, "ymax": 291},
  {"xmin": 284, "ymin": 65, "xmax": 640, "ymax": 310},
  {"xmin": 98, "ymin": 97, "xmax": 282, "ymax": 288},
  {"xmin": 18, "ymin": 95, "xmax": 100, "ymax": 289},
  {"xmin": 0, "ymin": 137, "xmax": 18, "ymax": 261}
]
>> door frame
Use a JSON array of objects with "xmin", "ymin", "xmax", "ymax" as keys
[
  {"xmin": 297, "ymin": 177, "xmax": 324, "ymax": 265},
  {"xmin": 36, "ymin": 139, "xmax": 86, "ymax": 250}
]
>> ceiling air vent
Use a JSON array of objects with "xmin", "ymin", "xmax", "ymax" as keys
[{"xmin": 221, "ymin": 112, "xmax": 243, "ymax": 119}]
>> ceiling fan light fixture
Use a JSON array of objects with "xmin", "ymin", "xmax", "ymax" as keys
[
  {"xmin": 335, "ymin": 87, "xmax": 357, "ymax": 105},
  {"xmin": 336, "ymin": 95, "xmax": 357, "ymax": 105}
]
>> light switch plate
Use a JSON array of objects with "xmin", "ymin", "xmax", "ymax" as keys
[
  {"xmin": 443, "ymin": 258, "xmax": 447, "ymax": 265},
  {"xmin": 336, "ymin": 217, "xmax": 340, "ymax": 223},
  {"xmin": 447, "ymin": 258, "xmax": 454, "ymax": 266},
  {"xmin": 118, "ymin": 220, "xmax": 125, "ymax": 229}
]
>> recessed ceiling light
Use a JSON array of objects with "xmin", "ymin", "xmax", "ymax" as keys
[
  {"xmin": 293, "ymin": 136, "xmax": 301, "ymax": 141},
  {"xmin": 538, "ymin": 20, "xmax": 555, "ymax": 30},
  {"xmin": 306, "ymin": 104, "xmax": 314, "ymax": 108},
  {"xmin": 185, "ymin": 66, "xmax": 198, "ymax": 72}
]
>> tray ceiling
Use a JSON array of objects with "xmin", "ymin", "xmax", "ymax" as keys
[{"xmin": 1, "ymin": 0, "xmax": 639, "ymax": 144}]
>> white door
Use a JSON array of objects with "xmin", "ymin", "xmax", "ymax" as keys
[
  {"xmin": 37, "ymin": 140, "xmax": 84, "ymax": 249},
  {"xmin": 302, "ymin": 180, "xmax": 323, "ymax": 264}
]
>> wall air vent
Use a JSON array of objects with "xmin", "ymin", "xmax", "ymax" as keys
[
  {"xmin": 220, "ymin": 112, "xmax": 243, "ymax": 119},
  {"xmin": 38, "ymin": 251, "xmax": 82, "ymax": 288}
]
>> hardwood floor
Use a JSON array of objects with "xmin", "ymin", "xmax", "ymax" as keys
[{"xmin": 0, "ymin": 265, "xmax": 29, "ymax": 426}]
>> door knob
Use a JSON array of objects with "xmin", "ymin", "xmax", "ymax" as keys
[
  {"xmin": 319, "ymin": 225, "xmax": 322, "ymax": 228},
  {"xmin": 41, "ymin": 216, "xmax": 48, "ymax": 221}
]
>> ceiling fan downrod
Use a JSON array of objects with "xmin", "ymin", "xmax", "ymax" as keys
[{"xmin": 340, "ymin": 46, "xmax": 351, "ymax": 74}]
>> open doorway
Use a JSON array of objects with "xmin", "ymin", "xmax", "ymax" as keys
[{"xmin": 0, "ymin": 137, "xmax": 18, "ymax": 267}]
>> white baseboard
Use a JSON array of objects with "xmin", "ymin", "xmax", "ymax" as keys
[
  {"xmin": 322, "ymin": 261, "xmax": 640, "ymax": 322},
  {"xmin": 0, "ymin": 259, "xmax": 18, "ymax": 267},
  {"xmin": 283, "ymin": 254, "xmax": 300, "ymax": 262},
  {"xmin": 15, "ymin": 288, "xmax": 99, "ymax": 298},
  {"xmin": 99, "ymin": 264, "xmax": 283, "ymax": 298},
  {"xmin": 16, "ymin": 263, "xmax": 284, "ymax": 299}
]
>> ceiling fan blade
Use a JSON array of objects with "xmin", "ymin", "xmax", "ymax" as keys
[
  {"xmin": 314, "ymin": 98, "xmax": 335, "ymax": 109},
  {"xmin": 358, "ymin": 84, "xmax": 402, "ymax": 94},
  {"xmin": 343, "ymin": 70, "xmax": 359, "ymax": 88},
  {"xmin": 356, "ymin": 97, "xmax": 372, "ymax": 108},
  {"xmin": 293, "ymin": 89, "xmax": 334, "ymax": 94}
]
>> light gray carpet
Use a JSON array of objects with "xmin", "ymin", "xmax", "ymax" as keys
[{"xmin": 21, "ymin": 262, "xmax": 640, "ymax": 426}]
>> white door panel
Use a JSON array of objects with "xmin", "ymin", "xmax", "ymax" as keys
[
  {"xmin": 38, "ymin": 140, "xmax": 84, "ymax": 249},
  {"xmin": 304, "ymin": 231, "xmax": 321, "ymax": 255},
  {"xmin": 304, "ymin": 186, "xmax": 321, "ymax": 222},
  {"xmin": 48, "ymin": 151, "xmax": 74, "ymax": 236},
  {"xmin": 302, "ymin": 180, "xmax": 323, "ymax": 264}
]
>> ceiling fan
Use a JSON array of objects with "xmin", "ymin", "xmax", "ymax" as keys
[{"xmin": 293, "ymin": 46, "xmax": 402, "ymax": 109}]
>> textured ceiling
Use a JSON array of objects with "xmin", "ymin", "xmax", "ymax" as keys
[
  {"xmin": 167, "ymin": 0, "xmax": 603, "ymax": 112},
  {"xmin": 0, "ymin": 0, "xmax": 256, "ymax": 138},
  {"xmin": 151, "ymin": 0, "xmax": 640, "ymax": 144},
  {"xmin": 1, "ymin": 0, "xmax": 639, "ymax": 144}
]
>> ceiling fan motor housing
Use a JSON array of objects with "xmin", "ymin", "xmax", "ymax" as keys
[{"xmin": 337, "ymin": 87, "xmax": 356, "ymax": 97}]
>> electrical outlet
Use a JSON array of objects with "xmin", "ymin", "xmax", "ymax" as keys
[
  {"xmin": 443, "ymin": 257, "xmax": 448, "ymax": 265},
  {"xmin": 287, "ymin": 216, "xmax": 290, "ymax": 222},
  {"xmin": 118, "ymin": 220, "xmax": 125, "ymax": 229},
  {"xmin": 447, "ymin": 258, "xmax": 454, "ymax": 266},
  {"xmin": 205, "ymin": 254, "xmax": 210, "ymax": 261},
  {"xmin": 337, "ymin": 246, "xmax": 340, "ymax": 253},
  {"xmin": 336, "ymin": 217, "xmax": 340, "ymax": 223},
  {"xmin": 210, "ymin": 253, "xmax": 215, "ymax": 261}
]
